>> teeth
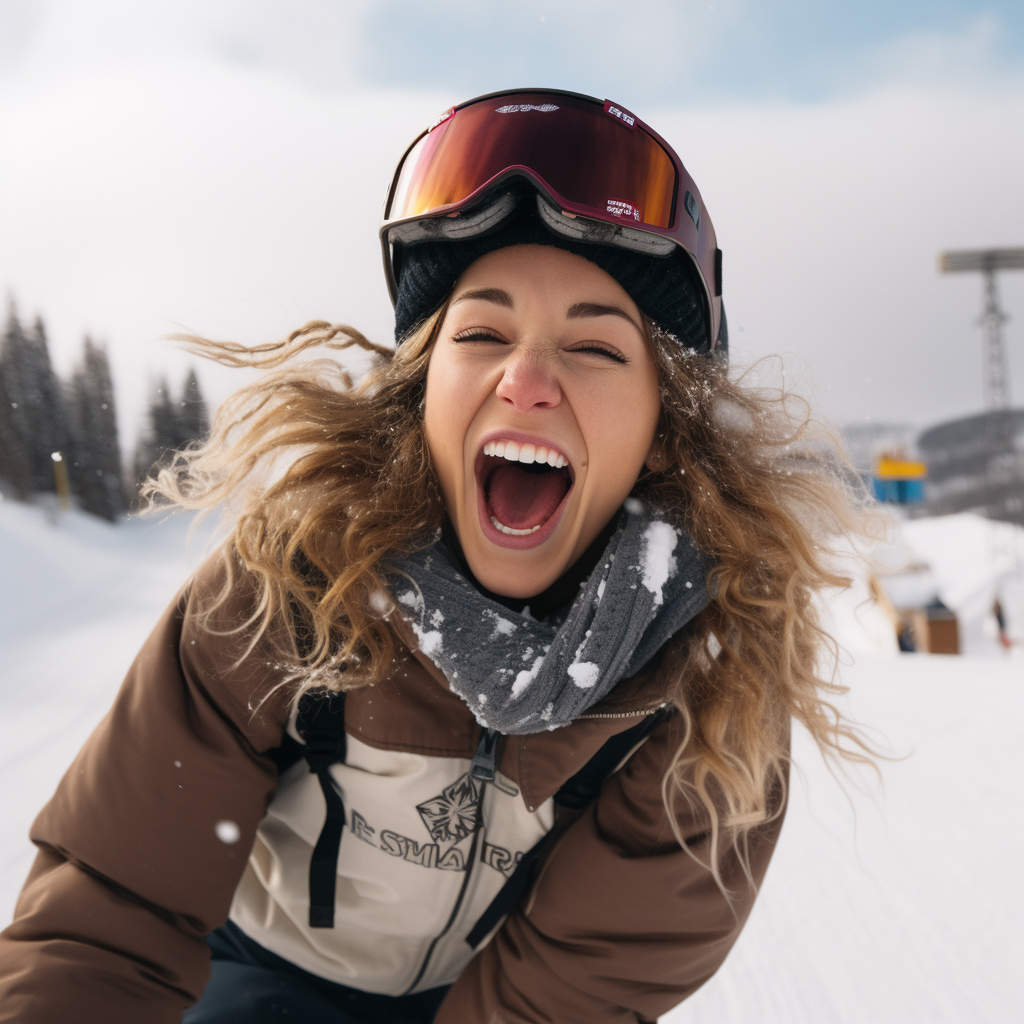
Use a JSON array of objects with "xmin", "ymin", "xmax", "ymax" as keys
[
  {"xmin": 491, "ymin": 516, "xmax": 541, "ymax": 536},
  {"xmin": 482, "ymin": 439, "xmax": 568, "ymax": 469}
]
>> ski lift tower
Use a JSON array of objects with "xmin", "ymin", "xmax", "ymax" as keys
[
  {"xmin": 939, "ymin": 248, "xmax": 1024, "ymax": 566},
  {"xmin": 938, "ymin": 247, "xmax": 1024, "ymax": 411}
]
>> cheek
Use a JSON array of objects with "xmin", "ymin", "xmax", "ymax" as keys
[
  {"xmin": 423, "ymin": 348, "xmax": 476, "ymax": 496},
  {"xmin": 423, "ymin": 357, "xmax": 454, "ymax": 468},
  {"xmin": 631, "ymin": 359, "xmax": 663, "ymax": 450},
  {"xmin": 587, "ymin": 370, "xmax": 661, "ymax": 467}
]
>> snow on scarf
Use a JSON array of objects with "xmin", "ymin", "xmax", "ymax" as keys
[{"xmin": 388, "ymin": 499, "xmax": 712, "ymax": 735}]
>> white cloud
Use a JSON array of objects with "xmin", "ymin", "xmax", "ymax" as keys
[
  {"xmin": 652, "ymin": 81, "xmax": 1024, "ymax": 425},
  {"xmin": 1, "ymin": 0, "xmax": 375, "ymax": 85},
  {"xmin": 0, "ymin": 3, "xmax": 1022, "ymax": 453},
  {"xmin": 0, "ymin": 43, "xmax": 445, "ymax": 448}
]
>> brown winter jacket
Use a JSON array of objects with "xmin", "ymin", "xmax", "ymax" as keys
[{"xmin": 0, "ymin": 551, "xmax": 787, "ymax": 1023}]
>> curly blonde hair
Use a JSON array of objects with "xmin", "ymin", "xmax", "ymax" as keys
[{"xmin": 144, "ymin": 309, "xmax": 876, "ymax": 892}]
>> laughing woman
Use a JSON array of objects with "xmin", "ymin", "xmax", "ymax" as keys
[{"xmin": 0, "ymin": 90, "xmax": 869, "ymax": 1024}]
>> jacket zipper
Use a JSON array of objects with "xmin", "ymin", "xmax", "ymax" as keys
[
  {"xmin": 577, "ymin": 702, "xmax": 668, "ymax": 721},
  {"xmin": 469, "ymin": 727, "xmax": 518, "ymax": 796},
  {"xmin": 400, "ymin": 726, "xmax": 496, "ymax": 995},
  {"xmin": 400, "ymin": 709, "xmax": 664, "ymax": 991}
]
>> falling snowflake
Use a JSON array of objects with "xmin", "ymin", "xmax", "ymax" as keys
[
  {"xmin": 215, "ymin": 820, "xmax": 240, "ymax": 844},
  {"xmin": 417, "ymin": 773, "xmax": 481, "ymax": 844}
]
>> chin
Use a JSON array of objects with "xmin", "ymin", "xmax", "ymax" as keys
[
  {"xmin": 473, "ymin": 557, "xmax": 564, "ymax": 600},
  {"xmin": 457, "ymin": 506, "xmax": 575, "ymax": 598}
]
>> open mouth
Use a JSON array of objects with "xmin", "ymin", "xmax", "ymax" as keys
[{"xmin": 475, "ymin": 439, "xmax": 574, "ymax": 542}]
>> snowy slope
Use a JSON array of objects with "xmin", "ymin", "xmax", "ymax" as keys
[
  {"xmin": 666, "ymin": 653, "xmax": 1022, "ymax": 1023},
  {"xmin": 0, "ymin": 498, "xmax": 221, "ymax": 924},
  {"xmin": 1, "ymin": 499, "xmax": 1021, "ymax": 1022},
  {"xmin": 675, "ymin": 512, "xmax": 1024, "ymax": 1021}
]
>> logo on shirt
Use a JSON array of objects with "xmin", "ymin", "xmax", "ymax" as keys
[
  {"xmin": 417, "ymin": 773, "xmax": 481, "ymax": 845},
  {"xmin": 349, "ymin": 796, "xmax": 524, "ymax": 878}
]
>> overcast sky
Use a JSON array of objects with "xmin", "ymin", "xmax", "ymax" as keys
[{"xmin": 1, "ymin": 0, "xmax": 1023, "ymax": 449}]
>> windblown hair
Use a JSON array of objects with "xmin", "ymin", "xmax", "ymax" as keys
[{"xmin": 144, "ymin": 311, "xmax": 876, "ymax": 892}]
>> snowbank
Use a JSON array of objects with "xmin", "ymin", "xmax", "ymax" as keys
[
  {"xmin": 0, "ymin": 498, "xmax": 220, "ymax": 924},
  {"xmin": 815, "ymin": 511, "xmax": 1024, "ymax": 661},
  {"xmin": 899, "ymin": 513, "xmax": 1024, "ymax": 654}
]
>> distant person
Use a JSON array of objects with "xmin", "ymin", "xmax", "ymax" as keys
[
  {"xmin": 0, "ymin": 89, "xmax": 875, "ymax": 1023},
  {"xmin": 897, "ymin": 619, "xmax": 916, "ymax": 653},
  {"xmin": 993, "ymin": 598, "xmax": 1011, "ymax": 649}
]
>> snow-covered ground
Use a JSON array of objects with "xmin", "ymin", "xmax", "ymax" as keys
[
  {"xmin": 1, "ymin": 498, "xmax": 1021, "ymax": 1022},
  {"xmin": 672, "ymin": 653, "xmax": 1022, "ymax": 1023},
  {"xmin": 0, "ymin": 498, "xmax": 223, "ymax": 924}
]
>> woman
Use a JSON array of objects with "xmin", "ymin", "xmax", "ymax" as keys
[{"xmin": 0, "ymin": 89, "xmax": 868, "ymax": 1023}]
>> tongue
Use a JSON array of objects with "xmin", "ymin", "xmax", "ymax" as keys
[{"xmin": 487, "ymin": 464, "xmax": 569, "ymax": 530}]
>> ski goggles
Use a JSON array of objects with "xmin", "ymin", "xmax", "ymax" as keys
[{"xmin": 380, "ymin": 88, "xmax": 723, "ymax": 352}]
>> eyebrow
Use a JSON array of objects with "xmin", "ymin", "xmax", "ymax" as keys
[
  {"xmin": 450, "ymin": 291, "xmax": 642, "ymax": 333},
  {"xmin": 451, "ymin": 288, "xmax": 514, "ymax": 308},
  {"xmin": 566, "ymin": 301, "xmax": 641, "ymax": 332}
]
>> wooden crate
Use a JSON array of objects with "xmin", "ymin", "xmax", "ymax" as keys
[{"xmin": 926, "ymin": 615, "xmax": 960, "ymax": 655}]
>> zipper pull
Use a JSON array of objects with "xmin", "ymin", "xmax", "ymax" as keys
[
  {"xmin": 470, "ymin": 728, "xmax": 518, "ymax": 797},
  {"xmin": 471, "ymin": 728, "xmax": 498, "ymax": 783}
]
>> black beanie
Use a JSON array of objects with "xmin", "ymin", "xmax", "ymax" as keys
[{"xmin": 392, "ymin": 203, "xmax": 707, "ymax": 350}]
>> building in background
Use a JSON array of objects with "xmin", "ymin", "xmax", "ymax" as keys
[
  {"xmin": 873, "ymin": 564, "xmax": 961, "ymax": 655},
  {"xmin": 916, "ymin": 409, "xmax": 1024, "ymax": 526},
  {"xmin": 873, "ymin": 455, "xmax": 927, "ymax": 506},
  {"xmin": 842, "ymin": 423, "xmax": 919, "ymax": 477}
]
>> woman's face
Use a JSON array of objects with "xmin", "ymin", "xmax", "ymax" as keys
[{"xmin": 423, "ymin": 244, "xmax": 662, "ymax": 598}]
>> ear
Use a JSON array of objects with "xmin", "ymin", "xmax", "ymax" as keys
[{"xmin": 645, "ymin": 438, "xmax": 669, "ymax": 473}]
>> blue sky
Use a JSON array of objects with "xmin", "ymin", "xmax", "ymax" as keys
[
  {"xmin": 355, "ymin": 0, "xmax": 1024, "ymax": 106},
  {"xmin": 4, "ymin": 1, "xmax": 1022, "ymax": 105}
]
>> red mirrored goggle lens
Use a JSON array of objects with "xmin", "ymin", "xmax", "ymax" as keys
[{"xmin": 386, "ymin": 93, "xmax": 678, "ymax": 231}]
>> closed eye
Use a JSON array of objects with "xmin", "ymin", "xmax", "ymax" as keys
[
  {"xmin": 450, "ymin": 332, "xmax": 627, "ymax": 362},
  {"xmin": 451, "ymin": 329, "xmax": 508, "ymax": 344},
  {"xmin": 566, "ymin": 343, "xmax": 628, "ymax": 364}
]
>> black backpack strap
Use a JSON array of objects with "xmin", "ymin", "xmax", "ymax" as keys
[
  {"xmin": 553, "ymin": 708, "xmax": 669, "ymax": 810},
  {"xmin": 295, "ymin": 690, "xmax": 347, "ymax": 928},
  {"xmin": 465, "ymin": 707, "xmax": 670, "ymax": 949},
  {"xmin": 268, "ymin": 732, "xmax": 305, "ymax": 776}
]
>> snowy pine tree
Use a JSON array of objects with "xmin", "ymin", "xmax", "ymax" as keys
[
  {"xmin": 177, "ymin": 368, "xmax": 210, "ymax": 448},
  {"xmin": 0, "ymin": 305, "xmax": 33, "ymax": 498},
  {"xmin": 133, "ymin": 377, "xmax": 176, "ymax": 485},
  {"xmin": 0, "ymin": 303, "xmax": 68, "ymax": 498},
  {"xmin": 132, "ymin": 368, "xmax": 210, "ymax": 491},
  {"xmin": 23, "ymin": 316, "xmax": 67, "ymax": 491},
  {"xmin": 66, "ymin": 337, "xmax": 124, "ymax": 521}
]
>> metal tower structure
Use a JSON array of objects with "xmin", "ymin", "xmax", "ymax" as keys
[
  {"xmin": 935, "ymin": 248, "xmax": 1024, "ymax": 535},
  {"xmin": 939, "ymin": 247, "xmax": 1024, "ymax": 411}
]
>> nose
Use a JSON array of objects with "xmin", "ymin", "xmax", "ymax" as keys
[{"xmin": 493, "ymin": 348, "xmax": 561, "ymax": 413}]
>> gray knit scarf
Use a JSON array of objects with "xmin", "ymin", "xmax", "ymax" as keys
[{"xmin": 389, "ymin": 500, "xmax": 712, "ymax": 735}]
